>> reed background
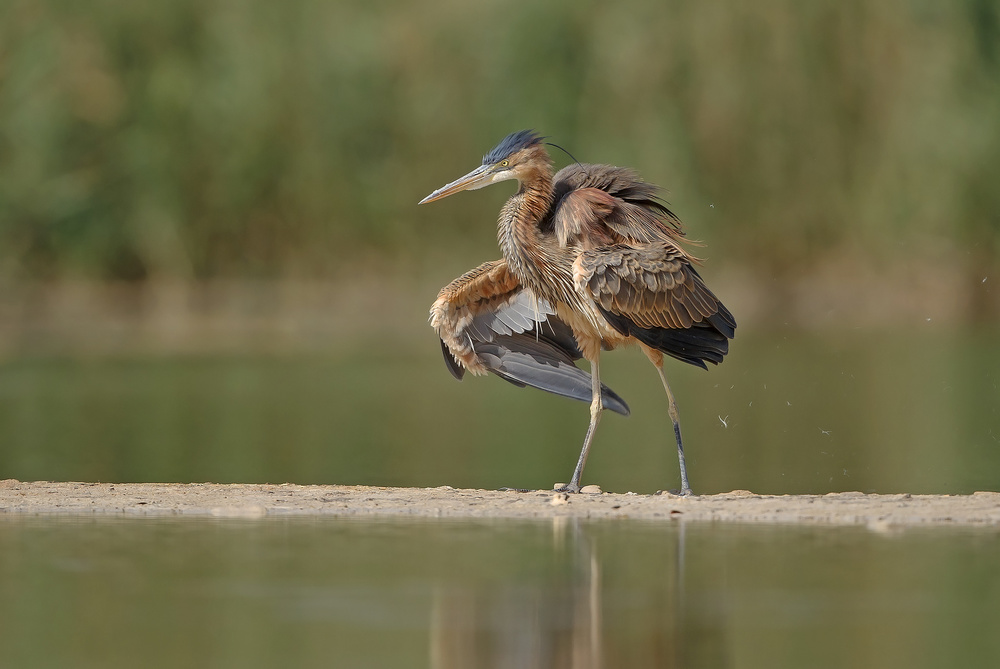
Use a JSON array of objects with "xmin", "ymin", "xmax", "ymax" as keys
[{"xmin": 2, "ymin": 0, "xmax": 998, "ymax": 349}]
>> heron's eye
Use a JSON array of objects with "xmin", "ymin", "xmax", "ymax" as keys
[{"xmin": 499, "ymin": 160, "xmax": 509, "ymax": 167}]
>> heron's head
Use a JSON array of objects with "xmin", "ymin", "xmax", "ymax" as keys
[{"xmin": 419, "ymin": 130, "xmax": 550, "ymax": 204}]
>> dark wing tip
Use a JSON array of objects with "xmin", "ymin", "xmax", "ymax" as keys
[
  {"xmin": 440, "ymin": 338, "xmax": 466, "ymax": 380},
  {"xmin": 710, "ymin": 303, "xmax": 738, "ymax": 339},
  {"xmin": 597, "ymin": 306, "xmax": 732, "ymax": 369},
  {"xmin": 601, "ymin": 384, "xmax": 631, "ymax": 416}
]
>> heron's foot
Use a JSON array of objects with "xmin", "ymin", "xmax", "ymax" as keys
[
  {"xmin": 498, "ymin": 487, "xmax": 533, "ymax": 493},
  {"xmin": 554, "ymin": 482, "xmax": 581, "ymax": 494},
  {"xmin": 659, "ymin": 487, "xmax": 695, "ymax": 497}
]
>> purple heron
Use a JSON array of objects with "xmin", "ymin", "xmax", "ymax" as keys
[{"xmin": 420, "ymin": 130, "xmax": 735, "ymax": 495}]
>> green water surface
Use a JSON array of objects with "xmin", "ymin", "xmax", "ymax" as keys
[{"xmin": 1, "ymin": 516, "xmax": 998, "ymax": 668}]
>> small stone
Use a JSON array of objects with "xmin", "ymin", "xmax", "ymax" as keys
[
  {"xmin": 580, "ymin": 485, "xmax": 603, "ymax": 495},
  {"xmin": 550, "ymin": 493, "xmax": 570, "ymax": 506}
]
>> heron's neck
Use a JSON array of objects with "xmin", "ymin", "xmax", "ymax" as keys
[{"xmin": 498, "ymin": 171, "xmax": 555, "ymax": 284}]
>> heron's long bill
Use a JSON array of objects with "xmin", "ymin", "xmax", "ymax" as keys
[{"xmin": 418, "ymin": 164, "xmax": 495, "ymax": 204}]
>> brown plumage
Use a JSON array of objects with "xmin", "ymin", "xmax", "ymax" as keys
[{"xmin": 420, "ymin": 130, "xmax": 735, "ymax": 494}]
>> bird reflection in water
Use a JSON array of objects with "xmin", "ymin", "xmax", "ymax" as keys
[{"xmin": 428, "ymin": 519, "xmax": 697, "ymax": 668}]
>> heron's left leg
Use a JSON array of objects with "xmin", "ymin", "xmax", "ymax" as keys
[
  {"xmin": 560, "ymin": 354, "xmax": 603, "ymax": 493},
  {"xmin": 643, "ymin": 348, "xmax": 693, "ymax": 496}
]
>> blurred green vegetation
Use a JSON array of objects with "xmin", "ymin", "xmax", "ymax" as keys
[{"xmin": 1, "ymin": 1, "xmax": 999, "ymax": 300}]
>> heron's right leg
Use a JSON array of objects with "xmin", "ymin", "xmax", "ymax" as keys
[
  {"xmin": 655, "ymin": 364, "xmax": 692, "ymax": 496},
  {"xmin": 560, "ymin": 355, "xmax": 603, "ymax": 493},
  {"xmin": 642, "ymin": 346, "xmax": 693, "ymax": 496}
]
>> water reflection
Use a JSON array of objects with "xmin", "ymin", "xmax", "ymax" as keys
[
  {"xmin": 2, "ymin": 516, "xmax": 1000, "ymax": 667},
  {"xmin": 429, "ymin": 519, "xmax": 725, "ymax": 669},
  {"xmin": 430, "ymin": 518, "xmax": 616, "ymax": 668},
  {"xmin": 423, "ymin": 517, "xmax": 1000, "ymax": 669}
]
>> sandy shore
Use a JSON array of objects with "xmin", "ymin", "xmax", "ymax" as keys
[{"xmin": 2, "ymin": 480, "xmax": 1000, "ymax": 527}]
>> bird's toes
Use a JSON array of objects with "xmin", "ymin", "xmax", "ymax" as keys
[
  {"xmin": 553, "ymin": 483, "xmax": 581, "ymax": 494},
  {"xmin": 659, "ymin": 487, "xmax": 695, "ymax": 497}
]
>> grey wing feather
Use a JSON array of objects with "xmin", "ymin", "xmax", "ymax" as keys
[
  {"xmin": 436, "ymin": 285, "xmax": 629, "ymax": 414},
  {"xmin": 475, "ymin": 332, "xmax": 630, "ymax": 416},
  {"xmin": 467, "ymin": 290, "xmax": 557, "ymax": 342}
]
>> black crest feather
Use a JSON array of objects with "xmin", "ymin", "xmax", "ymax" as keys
[{"xmin": 483, "ymin": 130, "xmax": 544, "ymax": 165}]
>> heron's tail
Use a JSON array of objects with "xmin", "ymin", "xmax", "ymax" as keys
[{"xmin": 597, "ymin": 304, "xmax": 736, "ymax": 370}]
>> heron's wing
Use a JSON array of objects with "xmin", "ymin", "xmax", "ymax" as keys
[
  {"xmin": 473, "ymin": 332, "xmax": 629, "ymax": 416},
  {"xmin": 429, "ymin": 259, "xmax": 540, "ymax": 373},
  {"xmin": 430, "ymin": 259, "xmax": 629, "ymax": 415},
  {"xmin": 551, "ymin": 164, "xmax": 685, "ymax": 246},
  {"xmin": 576, "ymin": 243, "xmax": 736, "ymax": 369}
]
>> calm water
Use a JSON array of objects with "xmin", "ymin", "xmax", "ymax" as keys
[
  {"xmin": 1, "ymin": 516, "xmax": 998, "ymax": 668},
  {"xmin": 0, "ymin": 331, "xmax": 998, "ymax": 494}
]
